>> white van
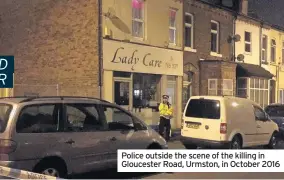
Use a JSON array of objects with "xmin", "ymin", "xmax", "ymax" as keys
[{"xmin": 181, "ymin": 96, "xmax": 279, "ymax": 149}]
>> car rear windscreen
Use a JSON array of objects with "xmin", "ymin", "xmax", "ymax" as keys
[
  {"xmin": 265, "ymin": 106, "xmax": 284, "ymax": 117},
  {"xmin": 185, "ymin": 99, "xmax": 220, "ymax": 119}
]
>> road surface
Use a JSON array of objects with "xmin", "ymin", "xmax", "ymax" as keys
[{"xmin": 72, "ymin": 140, "xmax": 284, "ymax": 179}]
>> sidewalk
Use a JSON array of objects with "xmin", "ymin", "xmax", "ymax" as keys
[{"xmin": 149, "ymin": 125, "xmax": 181, "ymax": 142}]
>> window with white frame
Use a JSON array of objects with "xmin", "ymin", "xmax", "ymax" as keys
[
  {"xmin": 244, "ymin": 31, "xmax": 251, "ymax": 53},
  {"xmin": 271, "ymin": 39, "xmax": 276, "ymax": 63},
  {"xmin": 132, "ymin": 0, "xmax": 144, "ymax": 38},
  {"xmin": 282, "ymin": 41, "xmax": 284, "ymax": 65},
  {"xmin": 222, "ymin": 79, "xmax": 233, "ymax": 96},
  {"xmin": 169, "ymin": 8, "xmax": 177, "ymax": 44},
  {"xmin": 279, "ymin": 89, "xmax": 284, "ymax": 104},
  {"xmin": 185, "ymin": 13, "xmax": 193, "ymax": 48},
  {"xmin": 211, "ymin": 21, "xmax": 219, "ymax": 53},
  {"xmin": 208, "ymin": 79, "xmax": 217, "ymax": 95},
  {"xmin": 249, "ymin": 78, "xmax": 269, "ymax": 108},
  {"xmin": 262, "ymin": 35, "xmax": 268, "ymax": 62}
]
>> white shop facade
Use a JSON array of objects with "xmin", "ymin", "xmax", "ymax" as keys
[{"xmin": 102, "ymin": 39, "xmax": 183, "ymax": 129}]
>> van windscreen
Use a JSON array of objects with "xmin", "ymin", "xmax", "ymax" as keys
[{"xmin": 185, "ymin": 99, "xmax": 220, "ymax": 119}]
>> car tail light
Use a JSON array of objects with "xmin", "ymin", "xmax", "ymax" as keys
[
  {"xmin": 220, "ymin": 123, "xmax": 227, "ymax": 134},
  {"xmin": 181, "ymin": 118, "xmax": 184, "ymax": 129},
  {"xmin": 0, "ymin": 140, "xmax": 17, "ymax": 154}
]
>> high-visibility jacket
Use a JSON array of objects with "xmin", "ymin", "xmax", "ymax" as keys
[{"xmin": 159, "ymin": 103, "xmax": 173, "ymax": 119}]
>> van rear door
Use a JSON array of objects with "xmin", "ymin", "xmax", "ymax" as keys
[{"xmin": 182, "ymin": 99, "xmax": 222, "ymax": 141}]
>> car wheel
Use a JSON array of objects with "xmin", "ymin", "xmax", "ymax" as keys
[
  {"xmin": 230, "ymin": 136, "xmax": 242, "ymax": 149},
  {"xmin": 34, "ymin": 159, "xmax": 67, "ymax": 178},
  {"xmin": 265, "ymin": 132, "xmax": 278, "ymax": 149},
  {"xmin": 184, "ymin": 144, "xmax": 198, "ymax": 149}
]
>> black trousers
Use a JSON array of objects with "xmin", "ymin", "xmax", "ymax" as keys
[{"xmin": 159, "ymin": 116, "xmax": 171, "ymax": 141}]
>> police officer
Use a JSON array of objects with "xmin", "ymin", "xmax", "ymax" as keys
[{"xmin": 158, "ymin": 95, "xmax": 173, "ymax": 141}]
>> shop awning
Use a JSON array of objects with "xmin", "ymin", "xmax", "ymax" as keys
[{"xmin": 236, "ymin": 63, "xmax": 274, "ymax": 79}]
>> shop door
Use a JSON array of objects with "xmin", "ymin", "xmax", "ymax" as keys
[{"xmin": 114, "ymin": 79, "xmax": 132, "ymax": 111}]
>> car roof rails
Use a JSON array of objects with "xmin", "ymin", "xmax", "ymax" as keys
[{"xmin": 18, "ymin": 96, "xmax": 110, "ymax": 103}]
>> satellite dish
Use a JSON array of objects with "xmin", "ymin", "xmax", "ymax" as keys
[
  {"xmin": 237, "ymin": 54, "xmax": 245, "ymax": 62},
  {"xmin": 234, "ymin": 34, "xmax": 241, "ymax": 42}
]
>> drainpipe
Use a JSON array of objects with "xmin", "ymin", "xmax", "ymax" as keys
[
  {"xmin": 232, "ymin": 12, "xmax": 237, "ymax": 62},
  {"xmin": 259, "ymin": 22, "xmax": 263, "ymax": 66},
  {"xmin": 98, "ymin": 0, "xmax": 103, "ymax": 98},
  {"xmin": 277, "ymin": 62, "xmax": 280, "ymax": 103}
]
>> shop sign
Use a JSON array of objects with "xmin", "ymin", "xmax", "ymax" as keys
[{"xmin": 103, "ymin": 39, "xmax": 183, "ymax": 76}]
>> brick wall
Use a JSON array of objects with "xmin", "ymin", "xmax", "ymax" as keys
[
  {"xmin": 183, "ymin": 0, "xmax": 234, "ymax": 95},
  {"xmin": 200, "ymin": 60, "xmax": 237, "ymax": 96},
  {"xmin": 0, "ymin": 0, "xmax": 100, "ymax": 97}
]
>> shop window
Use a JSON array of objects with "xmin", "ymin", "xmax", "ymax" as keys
[
  {"xmin": 133, "ymin": 73, "xmax": 161, "ymax": 109},
  {"xmin": 208, "ymin": 79, "xmax": 218, "ymax": 95},
  {"xmin": 279, "ymin": 89, "xmax": 284, "ymax": 104},
  {"xmin": 132, "ymin": 0, "xmax": 144, "ymax": 38},
  {"xmin": 248, "ymin": 78, "xmax": 269, "ymax": 108}
]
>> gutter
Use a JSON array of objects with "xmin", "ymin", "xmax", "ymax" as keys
[{"xmin": 98, "ymin": 0, "xmax": 103, "ymax": 98}]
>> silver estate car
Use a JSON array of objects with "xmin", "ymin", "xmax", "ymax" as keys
[{"xmin": 0, "ymin": 96, "xmax": 167, "ymax": 178}]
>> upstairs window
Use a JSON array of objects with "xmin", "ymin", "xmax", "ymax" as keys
[
  {"xmin": 132, "ymin": 0, "xmax": 144, "ymax": 38},
  {"xmin": 211, "ymin": 21, "xmax": 219, "ymax": 53},
  {"xmin": 244, "ymin": 31, "xmax": 251, "ymax": 53},
  {"xmin": 271, "ymin": 39, "xmax": 276, "ymax": 63},
  {"xmin": 184, "ymin": 13, "xmax": 194, "ymax": 48},
  {"xmin": 282, "ymin": 41, "xmax": 284, "ymax": 64},
  {"xmin": 169, "ymin": 8, "xmax": 177, "ymax": 44},
  {"xmin": 262, "ymin": 35, "xmax": 267, "ymax": 62}
]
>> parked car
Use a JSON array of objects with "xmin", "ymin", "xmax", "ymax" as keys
[
  {"xmin": 0, "ymin": 96, "xmax": 167, "ymax": 178},
  {"xmin": 265, "ymin": 104, "xmax": 284, "ymax": 139},
  {"xmin": 181, "ymin": 96, "xmax": 279, "ymax": 149}
]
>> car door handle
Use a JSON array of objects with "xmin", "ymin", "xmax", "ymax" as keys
[
  {"xmin": 109, "ymin": 137, "xmax": 117, "ymax": 141},
  {"xmin": 257, "ymin": 125, "xmax": 261, "ymax": 128},
  {"xmin": 65, "ymin": 139, "xmax": 75, "ymax": 144}
]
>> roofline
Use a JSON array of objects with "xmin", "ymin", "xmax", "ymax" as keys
[{"xmin": 194, "ymin": 0, "xmax": 284, "ymax": 33}]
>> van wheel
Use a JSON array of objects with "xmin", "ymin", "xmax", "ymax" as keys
[
  {"xmin": 184, "ymin": 144, "xmax": 198, "ymax": 149},
  {"xmin": 264, "ymin": 133, "xmax": 278, "ymax": 149},
  {"xmin": 229, "ymin": 136, "xmax": 242, "ymax": 149}
]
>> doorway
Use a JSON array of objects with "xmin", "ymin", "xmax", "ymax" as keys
[{"xmin": 114, "ymin": 78, "xmax": 133, "ymax": 111}]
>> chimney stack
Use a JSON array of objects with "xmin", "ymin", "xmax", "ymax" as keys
[{"xmin": 239, "ymin": 0, "xmax": 248, "ymax": 15}]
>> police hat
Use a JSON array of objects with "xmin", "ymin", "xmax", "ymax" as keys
[{"xmin": 162, "ymin": 95, "xmax": 169, "ymax": 99}]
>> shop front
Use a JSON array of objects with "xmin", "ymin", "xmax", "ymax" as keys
[{"xmin": 102, "ymin": 39, "xmax": 183, "ymax": 129}]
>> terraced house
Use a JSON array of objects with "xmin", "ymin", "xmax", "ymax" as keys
[
  {"xmin": 234, "ymin": 0, "xmax": 284, "ymax": 107},
  {"xmin": 102, "ymin": 0, "xmax": 184, "ymax": 128}
]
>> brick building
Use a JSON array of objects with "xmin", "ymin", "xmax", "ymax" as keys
[
  {"xmin": 0, "ymin": 0, "xmax": 100, "ymax": 97},
  {"xmin": 182, "ymin": 0, "xmax": 236, "ymax": 108}
]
